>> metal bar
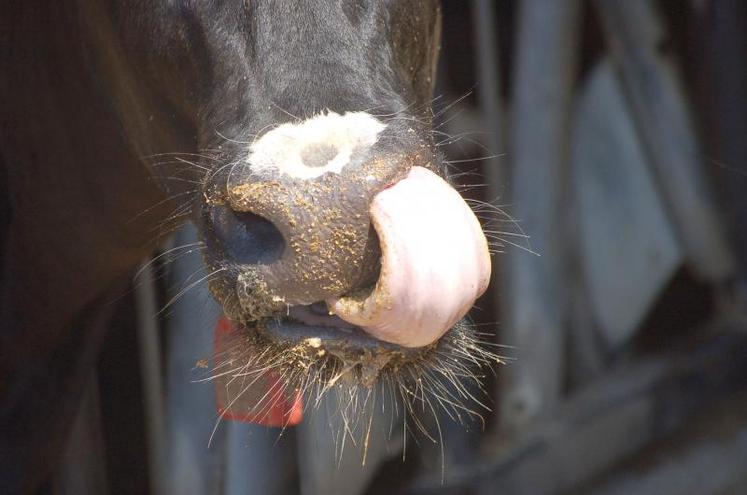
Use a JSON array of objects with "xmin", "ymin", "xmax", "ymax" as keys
[
  {"xmin": 163, "ymin": 224, "xmax": 225, "ymax": 494},
  {"xmin": 404, "ymin": 329, "xmax": 747, "ymax": 495},
  {"xmin": 471, "ymin": 0, "xmax": 505, "ymax": 190},
  {"xmin": 691, "ymin": 0, "xmax": 747, "ymax": 279},
  {"xmin": 499, "ymin": 0, "xmax": 582, "ymax": 434},
  {"xmin": 593, "ymin": 0, "xmax": 736, "ymax": 282},
  {"xmin": 135, "ymin": 261, "xmax": 167, "ymax": 495}
]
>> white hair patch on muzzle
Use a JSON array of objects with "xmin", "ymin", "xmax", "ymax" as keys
[{"xmin": 246, "ymin": 111, "xmax": 387, "ymax": 179}]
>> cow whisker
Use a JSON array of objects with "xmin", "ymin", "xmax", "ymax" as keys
[
  {"xmin": 134, "ymin": 242, "xmax": 205, "ymax": 281},
  {"xmin": 129, "ymin": 189, "xmax": 199, "ymax": 224},
  {"xmin": 159, "ymin": 267, "xmax": 226, "ymax": 316},
  {"xmin": 200, "ymin": 319, "xmax": 506, "ymax": 468}
]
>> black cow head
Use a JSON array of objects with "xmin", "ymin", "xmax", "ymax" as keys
[{"xmin": 89, "ymin": 0, "xmax": 497, "ymax": 422}]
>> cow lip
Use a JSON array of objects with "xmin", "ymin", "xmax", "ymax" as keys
[
  {"xmin": 257, "ymin": 317, "xmax": 418, "ymax": 356},
  {"xmin": 232, "ymin": 314, "xmax": 430, "ymax": 389},
  {"xmin": 241, "ymin": 302, "xmax": 421, "ymax": 358}
]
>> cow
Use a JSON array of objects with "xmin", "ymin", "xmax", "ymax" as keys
[{"xmin": 0, "ymin": 1, "xmax": 496, "ymax": 492}]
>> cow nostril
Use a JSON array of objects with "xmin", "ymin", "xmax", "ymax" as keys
[
  {"xmin": 300, "ymin": 142, "xmax": 338, "ymax": 168},
  {"xmin": 210, "ymin": 206, "xmax": 285, "ymax": 265}
]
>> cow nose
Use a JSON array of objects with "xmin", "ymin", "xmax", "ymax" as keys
[
  {"xmin": 211, "ymin": 206, "xmax": 285, "ymax": 265},
  {"xmin": 222, "ymin": 111, "xmax": 399, "ymax": 320}
]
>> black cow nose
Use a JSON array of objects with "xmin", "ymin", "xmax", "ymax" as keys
[{"xmin": 210, "ymin": 206, "xmax": 285, "ymax": 265}]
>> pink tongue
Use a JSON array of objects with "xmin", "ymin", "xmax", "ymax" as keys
[{"xmin": 327, "ymin": 166, "xmax": 491, "ymax": 348}]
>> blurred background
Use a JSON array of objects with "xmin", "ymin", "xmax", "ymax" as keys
[{"xmin": 53, "ymin": 1, "xmax": 747, "ymax": 494}]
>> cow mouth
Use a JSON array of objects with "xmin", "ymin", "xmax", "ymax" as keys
[
  {"xmin": 216, "ymin": 299, "xmax": 427, "ymax": 398},
  {"xmin": 245, "ymin": 299, "xmax": 426, "ymax": 378},
  {"xmin": 257, "ymin": 301, "xmax": 423, "ymax": 356},
  {"xmin": 211, "ymin": 298, "xmax": 501, "ymax": 428}
]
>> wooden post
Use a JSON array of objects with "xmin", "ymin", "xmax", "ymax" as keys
[{"xmin": 500, "ymin": 0, "xmax": 581, "ymax": 435}]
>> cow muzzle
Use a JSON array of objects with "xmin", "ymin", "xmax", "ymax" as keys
[{"xmin": 203, "ymin": 111, "xmax": 491, "ymax": 360}]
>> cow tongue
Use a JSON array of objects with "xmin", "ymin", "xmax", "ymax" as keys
[{"xmin": 327, "ymin": 166, "xmax": 491, "ymax": 348}]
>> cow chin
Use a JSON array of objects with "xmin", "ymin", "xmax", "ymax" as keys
[{"xmin": 207, "ymin": 297, "xmax": 491, "ymax": 404}]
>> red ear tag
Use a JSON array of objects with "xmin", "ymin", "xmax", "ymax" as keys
[{"xmin": 213, "ymin": 317, "xmax": 304, "ymax": 427}]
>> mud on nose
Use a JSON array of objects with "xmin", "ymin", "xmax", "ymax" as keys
[
  {"xmin": 208, "ymin": 111, "xmax": 490, "ymax": 350},
  {"xmin": 221, "ymin": 111, "xmax": 406, "ymax": 319}
]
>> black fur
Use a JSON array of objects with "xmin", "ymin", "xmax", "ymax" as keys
[{"xmin": 1, "ymin": 1, "xmax": 442, "ymax": 492}]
